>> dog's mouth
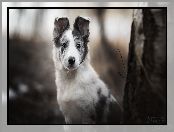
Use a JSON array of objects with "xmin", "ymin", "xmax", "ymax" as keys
[{"xmin": 64, "ymin": 64, "xmax": 79, "ymax": 71}]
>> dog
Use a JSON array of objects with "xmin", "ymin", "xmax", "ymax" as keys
[{"xmin": 52, "ymin": 16, "xmax": 122, "ymax": 124}]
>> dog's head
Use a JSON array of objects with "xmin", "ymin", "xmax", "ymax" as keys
[{"xmin": 53, "ymin": 16, "xmax": 90, "ymax": 71}]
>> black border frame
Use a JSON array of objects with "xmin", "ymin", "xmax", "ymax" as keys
[{"xmin": 7, "ymin": 6, "xmax": 167, "ymax": 125}]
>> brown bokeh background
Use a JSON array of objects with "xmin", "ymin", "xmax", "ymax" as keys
[{"xmin": 7, "ymin": 7, "xmax": 133, "ymax": 124}]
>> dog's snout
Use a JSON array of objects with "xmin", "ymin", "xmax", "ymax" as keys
[{"xmin": 68, "ymin": 57, "xmax": 75, "ymax": 65}]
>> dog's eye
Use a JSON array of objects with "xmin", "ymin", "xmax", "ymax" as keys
[
  {"xmin": 76, "ymin": 43, "xmax": 81, "ymax": 49},
  {"xmin": 62, "ymin": 42, "xmax": 67, "ymax": 48}
]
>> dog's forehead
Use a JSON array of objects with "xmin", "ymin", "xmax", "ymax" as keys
[
  {"xmin": 60, "ymin": 29, "xmax": 83, "ymax": 43},
  {"xmin": 60, "ymin": 29, "xmax": 73, "ymax": 42}
]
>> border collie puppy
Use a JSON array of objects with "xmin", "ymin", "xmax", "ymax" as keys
[{"xmin": 52, "ymin": 16, "xmax": 122, "ymax": 124}]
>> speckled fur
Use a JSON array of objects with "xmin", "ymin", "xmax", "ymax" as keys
[{"xmin": 52, "ymin": 17, "xmax": 118, "ymax": 124}]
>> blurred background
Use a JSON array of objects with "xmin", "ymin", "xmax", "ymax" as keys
[{"xmin": 4, "ymin": 3, "xmax": 134, "ymax": 124}]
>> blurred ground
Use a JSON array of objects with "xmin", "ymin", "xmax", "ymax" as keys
[{"xmin": 9, "ymin": 37, "xmax": 65, "ymax": 124}]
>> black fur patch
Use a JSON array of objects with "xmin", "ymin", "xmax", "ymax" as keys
[
  {"xmin": 97, "ymin": 88, "xmax": 102, "ymax": 95},
  {"xmin": 73, "ymin": 16, "xmax": 90, "ymax": 64},
  {"xmin": 73, "ymin": 16, "xmax": 90, "ymax": 38},
  {"xmin": 53, "ymin": 17, "xmax": 70, "ymax": 47},
  {"xmin": 95, "ymin": 88, "xmax": 107, "ymax": 123},
  {"xmin": 53, "ymin": 36, "xmax": 61, "ymax": 48},
  {"xmin": 60, "ymin": 44, "xmax": 67, "ymax": 55},
  {"xmin": 72, "ymin": 30, "xmax": 88, "ymax": 64},
  {"xmin": 107, "ymin": 99, "xmax": 122, "ymax": 124}
]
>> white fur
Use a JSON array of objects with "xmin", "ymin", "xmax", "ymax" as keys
[
  {"xmin": 52, "ymin": 29, "xmax": 114, "ymax": 124},
  {"xmin": 57, "ymin": 29, "xmax": 81, "ymax": 71}
]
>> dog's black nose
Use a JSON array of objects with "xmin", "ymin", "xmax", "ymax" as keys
[{"xmin": 68, "ymin": 57, "xmax": 75, "ymax": 65}]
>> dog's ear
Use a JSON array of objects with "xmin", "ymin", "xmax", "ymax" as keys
[
  {"xmin": 74, "ymin": 16, "xmax": 90, "ymax": 38},
  {"xmin": 53, "ymin": 17, "xmax": 70, "ymax": 38}
]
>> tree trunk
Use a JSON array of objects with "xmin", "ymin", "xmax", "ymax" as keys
[{"xmin": 123, "ymin": 9, "xmax": 167, "ymax": 124}]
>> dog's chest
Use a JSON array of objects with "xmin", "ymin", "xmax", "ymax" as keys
[
  {"xmin": 57, "ymin": 79, "xmax": 98, "ymax": 106},
  {"xmin": 57, "ymin": 79, "xmax": 99, "ymax": 123},
  {"xmin": 55, "ymin": 65, "xmax": 110, "ymax": 123}
]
